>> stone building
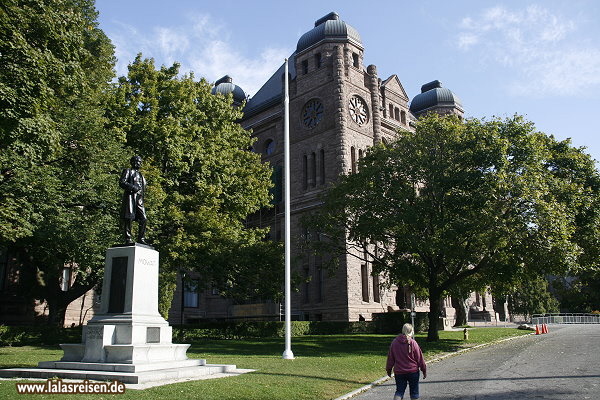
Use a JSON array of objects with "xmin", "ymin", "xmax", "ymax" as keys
[
  {"xmin": 168, "ymin": 12, "xmax": 493, "ymax": 325},
  {"xmin": 0, "ymin": 11, "xmax": 495, "ymax": 327}
]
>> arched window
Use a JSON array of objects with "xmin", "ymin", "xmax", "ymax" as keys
[
  {"xmin": 302, "ymin": 59, "xmax": 308, "ymax": 75},
  {"xmin": 352, "ymin": 53, "xmax": 359, "ymax": 68},
  {"xmin": 401, "ymin": 110, "xmax": 406, "ymax": 125},
  {"xmin": 315, "ymin": 53, "xmax": 322, "ymax": 68},
  {"xmin": 351, "ymin": 146, "xmax": 357, "ymax": 174},
  {"xmin": 265, "ymin": 139, "xmax": 275, "ymax": 155}
]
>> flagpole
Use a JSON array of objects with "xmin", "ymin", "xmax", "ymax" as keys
[{"xmin": 282, "ymin": 58, "xmax": 294, "ymax": 360}]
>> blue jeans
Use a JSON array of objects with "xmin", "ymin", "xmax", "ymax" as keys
[{"xmin": 394, "ymin": 371, "xmax": 420, "ymax": 399}]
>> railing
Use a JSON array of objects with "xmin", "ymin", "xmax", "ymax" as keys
[{"xmin": 531, "ymin": 313, "xmax": 600, "ymax": 325}]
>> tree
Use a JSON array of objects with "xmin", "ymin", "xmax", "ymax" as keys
[
  {"xmin": 503, "ymin": 276, "xmax": 560, "ymax": 317},
  {"xmin": 1, "ymin": 0, "xmax": 126, "ymax": 325},
  {"xmin": 309, "ymin": 114, "xmax": 598, "ymax": 341},
  {"xmin": 110, "ymin": 56, "xmax": 282, "ymax": 316}
]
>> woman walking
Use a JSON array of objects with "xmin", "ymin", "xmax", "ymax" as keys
[{"xmin": 386, "ymin": 323, "xmax": 427, "ymax": 400}]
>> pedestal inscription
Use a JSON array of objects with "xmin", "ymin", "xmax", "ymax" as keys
[{"xmin": 108, "ymin": 256, "xmax": 127, "ymax": 313}]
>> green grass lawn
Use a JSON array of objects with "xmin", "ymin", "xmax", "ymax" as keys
[{"xmin": 0, "ymin": 328, "xmax": 530, "ymax": 400}]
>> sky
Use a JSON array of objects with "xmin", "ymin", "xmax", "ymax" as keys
[{"xmin": 95, "ymin": 0, "xmax": 600, "ymax": 162}]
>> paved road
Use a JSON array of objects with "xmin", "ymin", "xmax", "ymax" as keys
[{"xmin": 352, "ymin": 325, "xmax": 600, "ymax": 400}]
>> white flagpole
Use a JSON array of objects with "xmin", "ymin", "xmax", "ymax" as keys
[{"xmin": 282, "ymin": 58, "xmax": 294, "ymax": 360}]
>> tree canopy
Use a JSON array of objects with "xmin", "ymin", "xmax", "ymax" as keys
[
  {"xmin": 1, "ymin": 1, "xmax": 282, "ymax": 325},
  {"xmin": 309, "ymin": 114, "xmax": 600, "ymax": 340},
  {"xmin": 111, "ymin": 56, "xmax": 282, "ymax": 315},
  {"xmin": 1, "ymin": 0, "xmax": 126, "ymax": 325}
]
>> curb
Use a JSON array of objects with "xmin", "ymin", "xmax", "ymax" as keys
[{"xmin": 332, "ymin": 332, "xmax": 535, "ymax": 400}]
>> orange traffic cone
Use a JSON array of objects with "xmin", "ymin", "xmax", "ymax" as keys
[
  {"xmin": 545, "ymin": 324, "xmax": 550, "ymax": 333},
  {"xmin": 535, "ymin": 324, "xmax": 540, "ymax": 335},
  {"xmin": 541, "ymin": 324, "xmax": 545, "ymax": 334}
]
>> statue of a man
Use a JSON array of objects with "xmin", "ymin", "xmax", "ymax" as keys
[{"xmin": 120, "ymin": 155, "xmax": 147, "ymax": 244}]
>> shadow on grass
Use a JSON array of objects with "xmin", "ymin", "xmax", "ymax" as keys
[
  {"xmin": 188, "ymin": 334, "xmax": 467, "ymax": 359},
  {"xmin": 249, "ymin": 370, "xmax": 366, "ymax": 385},
  {"xmin": 188, "ymin": 335, "xmax": 396, "ymax": 357}
]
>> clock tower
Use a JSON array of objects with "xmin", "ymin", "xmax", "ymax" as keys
[{"xmin": 206, "ymin": 12, "xmax": 464, "ymax": 323}]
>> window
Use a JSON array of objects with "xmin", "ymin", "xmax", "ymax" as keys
[
  {"xmin": 302, "ymin": 59, "xmax": 308, "ymax": 74},
  {"xmin": 315, "ymin": 53, "xmax": 322, "ymax": 68},
  {"xmin": 311, "ymin": 152, "xmax": 317, "ymax": 188},
  {"xmin": 315, "ymin": 263, "xmax": 324, "ymax": 303},
  {"xmin": 351, "ymin": 146, "xmax": 357, "ymax": 174},
  {"xmin": 61, "ymin": 265, "xmax": 72, "ymax": 292},
  {"xmin": 0, "ymin": 247, "xmax": 8, "ymax": 292},
  {"xmin": 270, "ymin": 164, "xmax": 283, "ymax": 203},
  {"xmin": 372, "ymin": 272, "xmax": 380, "ymax": 303},
  {"xmin": 394, "ymin": 107, "xmax": 400, "ymax": 121},
  {"xmin": 303, "ymin": 155, "xmax": 308, "ymax": 190},
  {"xmin": 320, "ymin": 149, "xmax": 325, "ymax": 185},
  {"xmin": 361, "ymin": 264, "xmax": 369, "ymax": 302},
  {"xmin": 389, "ymin": 104, "xmax": 393, "ymax": 119},
  {"xmin": 265, "ymin": 139, "xmax": 275, "ymax": 155},
  {"xmin": 401, "ymin": 110, "xmax": 406, "ymax": 125},
  {"xmin": 303, "ymin": 266, "xmax": 310, "ymax": 304},
  {"xmin": 352, "ymin": 53, "xmax": 359, "ymax": 68},
  {"xmin": 183, "ymin": 278, "xmax": 199, "ymax": 308}
]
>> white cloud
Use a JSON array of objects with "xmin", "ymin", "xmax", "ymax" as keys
[
  {"xmin": 106, "ymin": 13, "xmax": 289, "ymax": 96},
  {"xmin": 456, "ymin": 4, "xmax": 597, "ymax": 97}
]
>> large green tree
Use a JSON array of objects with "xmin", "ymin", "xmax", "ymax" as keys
[
  {"xmin": 309, "ymin": 114, "xmax": 599, "ymax": 341},
  {"xmin": 110, "ymin": 56, "xmax": 282, "ymax": 316},
  {"xmin": 1, "ymin": 0, "xmax": 126, "ymax": 325}
]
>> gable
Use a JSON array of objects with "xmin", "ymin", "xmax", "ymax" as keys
[{"xmin": 381, "ymin": 74, "xmax": 409, "ymax": 101}]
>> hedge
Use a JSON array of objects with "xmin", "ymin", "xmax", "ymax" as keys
[
  {"xmin": 0, "ymin": 325, "xmax": 82, "ymax": 347},
  {"xmin": 0, "ymin": 312, "xmax": 430, "ymax": 346}
]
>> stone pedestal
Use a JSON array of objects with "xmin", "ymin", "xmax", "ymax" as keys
[
  {"xmin": 0, "ymin": 244, "xmax": 245, "ymax": 387},
  {"xmin": 52, "ymin": 244, "xmax": 189, "ymax": 367}
]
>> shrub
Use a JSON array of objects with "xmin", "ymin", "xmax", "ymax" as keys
[
  {"xmin": 372, "ymin": 312, "xmax": 429, "ymax": 334},
  {"xmin": 0, "ymin": 325, "xmax": 82, "ymax": 346}
]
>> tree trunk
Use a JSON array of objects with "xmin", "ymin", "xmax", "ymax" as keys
[
  {"xmin": 47, "ymin": 297, "xmax": 68, "ymax": 327},
  {"xmin": 427, "ymin": 293, "xmax": 441, "ymax": 341},
  {"xmin": 46, "ymin": 281, "xmax": 95, "ymax": 327},
  {"xmin": 452, "ymin": 295, "xmax": 468, "ymax": 327}
]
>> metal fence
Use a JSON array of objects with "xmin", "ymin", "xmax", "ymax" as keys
[{"xmin": 531, "ymin": 313, "xmax": 600, "ymax": 325}]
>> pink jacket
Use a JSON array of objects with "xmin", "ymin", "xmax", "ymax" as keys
[{"xmin": 386, "ymin": 334, "xmax": 427, "ymax": 375}]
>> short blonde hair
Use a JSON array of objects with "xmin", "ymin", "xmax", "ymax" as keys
[{"xmin": 402, "ymin": 323, "xmax": 414, "ymax": 338}]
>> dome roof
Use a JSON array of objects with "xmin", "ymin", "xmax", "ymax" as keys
[
  {"xmin": 296, "ymin": 12, "xmax": 362, "ymax": 53},
  {"xmin": 211, "ymin": 75, "xmax": 246, "ymax": 104},
  {"xmin": 409, "ymin": 80, "xmax": 463, "ymax": 114}
]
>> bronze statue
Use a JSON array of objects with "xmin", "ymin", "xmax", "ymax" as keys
[{"xmin": 120, "ymin": 156, "xmax": 147, "ymax": 244}]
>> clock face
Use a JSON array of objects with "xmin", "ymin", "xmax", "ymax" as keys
[
  {"xmin": 349, "ymin": 95, "xmax": 368, "ymax": 126},
  {"xmin": 302, "ymin": 99, "xmax": 323, "ymax": 129}
]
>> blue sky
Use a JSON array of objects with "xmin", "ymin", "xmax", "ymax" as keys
[{"xmin": 95, "ymin": 0, "xmax": 600, "ymax": 162}]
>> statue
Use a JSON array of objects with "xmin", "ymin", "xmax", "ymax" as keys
[{"xmin": 120, "ymin": 155, "xmax": 148, "ymax": 244}]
